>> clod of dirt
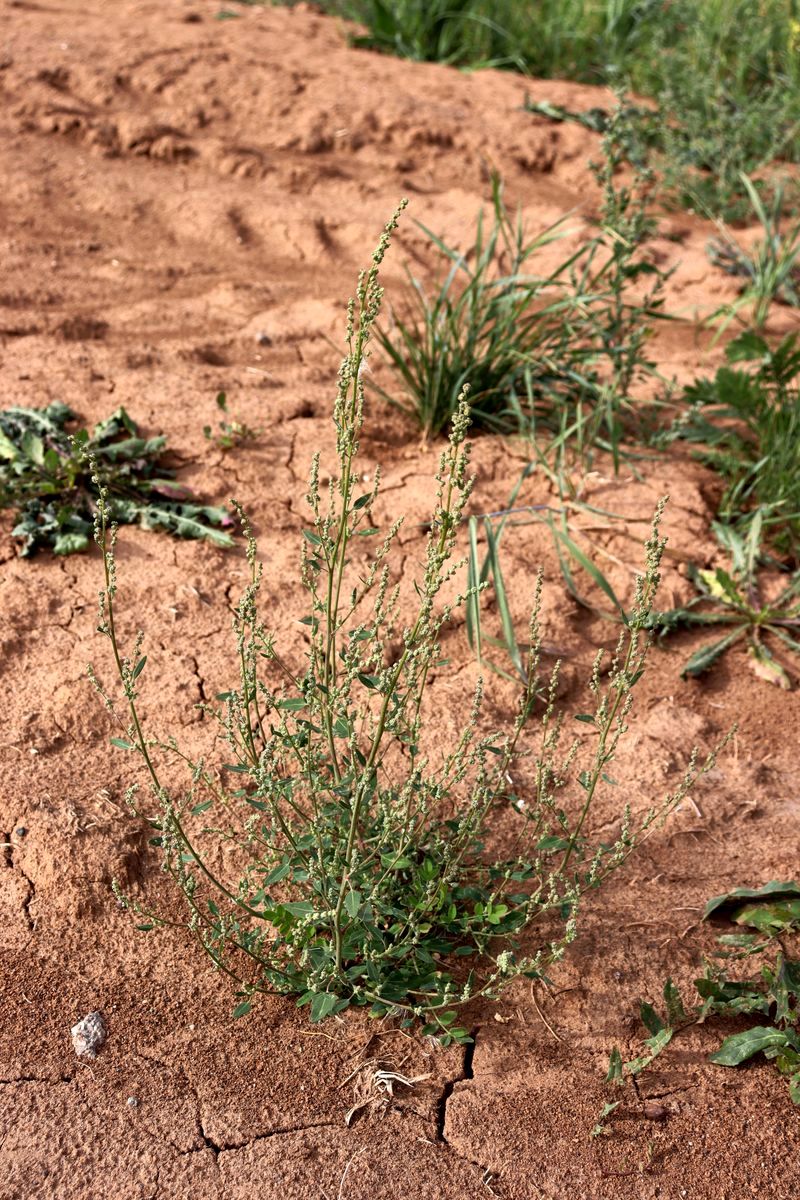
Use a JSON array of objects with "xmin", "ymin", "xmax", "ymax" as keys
[
  {"xmin": 57, "ymin": 315, "xmax": 109, "ymax": 342},
  {"xmin": 70, "ymin": 1011, "xmax": 107, "ymax": 1059}
]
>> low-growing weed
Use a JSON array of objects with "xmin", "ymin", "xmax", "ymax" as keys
[
  {"xmin": 708, "ymin": 176, "xmax": 800, "ymax": 332},
  {"xmin": 596, "ymin": 879, "xmax": 800, "ymax": 1132},
  {"xmin": 0, "ymin": 403, "xmax": 232, "ymax": 556},
  {"xmin": 654, "ymin": 520, "xmax": 800, "ymax": 687},
  {"xmin": 680, "ymin": 330, "xmax": 800, "ymax": 556},
  {"xmin": 340, "ymin": 0, "xmax": 524, "ymax": 70},
  {"xmin": 203, "ymin": 391, "xmax": 260, "ymax": 452},
  {"xmin": 90, "ymin": 212, "xmax": 716, "ymax": 1039}
]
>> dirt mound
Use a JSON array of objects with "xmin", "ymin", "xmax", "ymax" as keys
[{"xmin": 1, "ymin": 3, "xmax": 799, "ymax": 1198}]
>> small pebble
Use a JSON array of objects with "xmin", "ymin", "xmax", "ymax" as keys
[
  {"xmin": 255, "ymin": 331, "xmax": 272, "ymax": 346},
  {"xmin": 126, "ymin": 1097, "xmax": 139, "ymax": 1108},
  {"xmin": 644, "ymin": 1100, "xmax": 668, "ymax": 1121},
  {"xmin": 71, "ymin": 1011, "xmax": 107, "ymax": 1059},
  {"xmin": 15, "ymin": 827, "xmax": 27, "ymax": 838}
]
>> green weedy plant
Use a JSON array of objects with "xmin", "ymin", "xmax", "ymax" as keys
[
  {"xmin": 330, "ymin": 1, "xmax": 800, "ymax": 221},
  {"xmin": 555, "ymin": 100, "xmax": 669, "ymax": 472},
  {"xmin": 679, "ymin": 330, "xmax": 800, "ymax": 557},
  {"xmin": 203, "ymin": 391, "xmax": 260, "ymax": 452},
  {"xmin": 90, "ymin": 212, "xmax": 715, "ymax": 1040},
  {"xmin": 654, "ymin": 519, "xmax": 800, "ymax": 687},
  {"xmin": 596, "ymin": 879, "xmax": 800, "ymax": 1132},
  {"xmin": 0, "ymin": 402, "xmax": 233, "ymax": 556},
  {"xmin": 708, "ymin": 175, "xmax": 800, "ymax": 333},
  {"xmin": 339, "ymin": 0, "xmax": 523, "ymax": 69}
]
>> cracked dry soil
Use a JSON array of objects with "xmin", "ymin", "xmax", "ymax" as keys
[{"xmin": 1, "ymin": 2, "xmax": 800, "ymax": 1197}]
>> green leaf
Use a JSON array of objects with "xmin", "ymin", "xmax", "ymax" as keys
[
  {"xmin": 704, "ymin": 881, "xmax": 800, "ymax": 920},
  {"xmin": 606, "ymin": 1047, "xmax": 623, "ymax": 1084},
  {"xmin": 663, "ymin": 978, "xmax": 687, "ymax": 1025},
  {"xmin": 536, "ymin": 835, "xmax": 571, "ymax": 853},
  {"xmin": 381, "ymin": 854, "xmax": 412, "ymax": 869},
  {"xmin": 53, "ymin": 531, "xmax": 90, "ymax": 556},
  {"xmin": 344, "ymin": 889, "xmax": 362, "ymax": 919},
  {"xmin": 132, "ymin": 655, "xmax": 147, "ymax": 680},
  {"xmin": 232, "ymin": 1001, "xmax": 252, "ymax": 1019},
  {"xmin": 110, "ymin": 737, "xmax": 135, "ymax": 750},
  {"xmin": 640, "ymin": 1001, "xmax": 665, "ymax": 1037},
  {"xmin": 733, "ymin": 900, "xmax": 800, "ymax": 935},
  {"xmin": 310, "ymin": 992, "xmax": 339, "ymax": 1023},
  {"xmin": 726, "ymin": 330, "xmax": 770, "ymax": 364},
  {"xmin": 624, "ymin": 1026, "xmax": 673, "ymax": 1075},
  {"xmin": 262, "ymin": 862, "xmax": 290, "ymax": 887},
  {"xmin": 710, "ymin": 1026, "xmax": 793, "ymax": 1067},
  {"xmin": 681, "ymin": 628, "xmax": 744, "ymax": 677},
  {"xmin": 747, "ymin": 642, "xmax": 791, "ymax": 689},
  {"xmin": 280, "ymin": 901, "xmax": 314, "ymax": 918},
  {"xmin": 547, "ymin": 516, "xmax": 627, "ymax": 623}
]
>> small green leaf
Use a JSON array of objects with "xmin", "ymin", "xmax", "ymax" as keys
[
  {"xmin": 606, "ymin": 1047, "xmax": 623, "ymax": 1084},
  {"xmin": 110, "ymin": 737, "xmax": 135, "ymax": 750},
  {"xmin": 640, "ymin": 1001, "xmax": 665, "ymax": 1037},
  {"xmin": 733, "ymin": 899, "xmax": 800, "ymax": 935},
  {"xmin": 310, "ymin": 992, "xmax": 338, "ymax": 1023},
  {"xmin": 232, "ymin": 1001, "xmax": 252, "ymax": 1019}
]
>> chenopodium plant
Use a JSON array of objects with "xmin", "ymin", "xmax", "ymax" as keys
[{"xmin": 91, "ymin": 210, "xmax": 715, "ymax": 1042}]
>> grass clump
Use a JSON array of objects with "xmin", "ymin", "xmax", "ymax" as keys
[
  {"xmin": 0, "ymin": 403, "xmax": 233, "ymax": 556},
  {"xmin": 376, "ymin": 118, "xmax": 667, "ymax": 455},
  {"xmin": 371, "ymin": 177, "xmax": 584, "ymax": 440},
  {"xmin": 91, "ymin": 212, "xmax": 713, "ymax": 1040},
  {"xmin": 708, "ymin": 176, "xmax": 800, "ymax": 332}
]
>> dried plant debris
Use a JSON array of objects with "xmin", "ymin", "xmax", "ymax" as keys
[{"xmin": 0, "ymin": 402, "xmax": 233, "ymax": 556}]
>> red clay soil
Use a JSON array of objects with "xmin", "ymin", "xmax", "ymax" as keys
[{"xmin": 1, "ymin": 3, "xmax": 799, "ymax": 1197}]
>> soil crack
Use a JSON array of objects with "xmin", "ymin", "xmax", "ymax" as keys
[
  {"xmin": 5, "ymin": 823, "xmax": 36, "ymax": 931},
  {"xmin": 181, "ymin": 1118, "xmax": 340, "ymax": 1159},
  {"xmin": 435, "ymin": 1026, "xmax": 477, "ymax": 1143}
]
